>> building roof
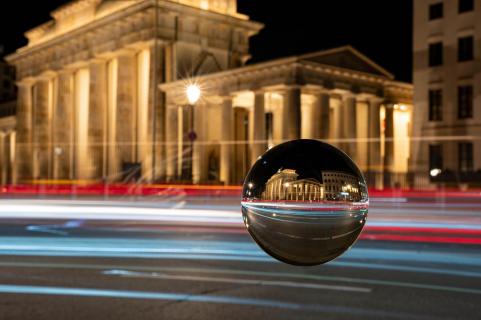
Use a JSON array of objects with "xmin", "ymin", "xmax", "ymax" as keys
[
  {"xmin": 16, "ymin": 0, "xmax": 260, "ymax": 49},
  {"xmin": 298, "ymin": 46, "xmax": 394, "ymax": 80},
  {"xmin": 159, "ymin": 45, "xmax": 409, "ymax": 104}
]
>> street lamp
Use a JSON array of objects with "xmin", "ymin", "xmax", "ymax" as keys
[
  {"xmin": 185, "ymin": 83, "xmax": 201, "ymax": 181},
  {"xmin": 186, "ymin": 84, "xmax": 201, "ymax": 105}
]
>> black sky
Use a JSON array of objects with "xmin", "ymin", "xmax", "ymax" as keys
[{"xmin": 0, "ymin": 1, "xmax": 413, "ymax": 82}]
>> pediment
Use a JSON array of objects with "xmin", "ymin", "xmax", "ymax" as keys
[{"xmin": 300, "ymin": 46, "xmax": 393, "ymax": 79}]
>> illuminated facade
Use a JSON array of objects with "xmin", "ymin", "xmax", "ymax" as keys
[
  {"xmin": 412, "ymin": 0, "xmax": 481, "ymax": 187},
  {"xmin": 322, "ymin": 171, "xmax": 361, "ymax": 201},
  {"xmin": 0, "ymin": 112, "xmax": 15, "ymax": 186},
  {"xmin": 160, "ymin": 47, "xmax": 413, "ymax": 188},
  {"xmin": 6, "ymin": 0, "xmax": 261, "ymax": 183},
  {"xmin": 261, "ymin": 169, "xmax": 324, "ymax": 201},
  {"xmin": 5, "ymin": 0, "xmax": 413, "ymax": 188},
  {"xmin": 260, "ymin": 169, "xmax": 363, "ymax": 202}
]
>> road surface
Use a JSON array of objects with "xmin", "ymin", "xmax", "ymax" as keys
[{"xmin": 0, "ymin": 196, "xmax": 480, "ymax": 319}]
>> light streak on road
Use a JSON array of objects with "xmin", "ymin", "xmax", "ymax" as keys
[
  {"xmin": 102, "ymin": 269, "xmax": 372, "ymax": 293},
  {"xmin": 2, "ymin": 199, "xmax": 481, "ymax": 246},
  {"xmin": 0, "ymin": 200, "xmax": 479, "ymax": 228},
  {"xmin": 0, "ymin": 237, "xmax": 480, "ymax": 279},
  {"xmin": 0, "ymin": 202, "xmax": 240, "ymax": 224}
]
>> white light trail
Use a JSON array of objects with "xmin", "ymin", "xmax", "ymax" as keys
[{"xmin": 0, "ymin": 201, "xmax": 241, "ymax": 224}]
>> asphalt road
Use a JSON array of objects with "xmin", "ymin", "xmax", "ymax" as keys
[{"xmin": 0, "ymin": 197, "xmax": 480, "ymax": 319}]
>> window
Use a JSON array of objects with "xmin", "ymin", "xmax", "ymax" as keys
[
  {"xmin": 458, "ymin": 85, "xmax": 473, "ymax": 119},
  {"xmin": 429, "ymin": 42, "xmax": 443, "ymax": 66},
  {"xmin": 458, "ymin": 142, "xmax": 473, "ymax": 172},
  {"xmin": 459, "ymin": 0, "xmax": 474, "ymax": 13},
  {"xmin": 458, "ymin": 36, "xmax": 474, "ymax": 62},
  {"xmin": 429, "ymin": 3, "xmax": 444, "ymax": 20},
  {"xmin": 429, "ymin": 145, "xmax": 443, "ymax": 171},
  {"xmin": 429, "ymin": 89, "xmax": 443, "ymax": 121}
]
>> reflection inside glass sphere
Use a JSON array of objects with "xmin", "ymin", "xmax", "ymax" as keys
[{"xmin": 241, "ymin": 139, "xmax": 368, "ymax": 266}]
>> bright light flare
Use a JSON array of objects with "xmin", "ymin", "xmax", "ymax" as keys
[
  {"xmin": 186, "ymin": 83, "xmax": 201, "ymax": 105},
  {"xmin": 430, "ymin": 168, "xmax": 442, "ymax": 177}
]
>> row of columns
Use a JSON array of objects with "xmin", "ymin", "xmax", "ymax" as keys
[
  {"xmin": 14, "ymin": 44, "xmax": 163, "ymax": 183},
  {"xmin": 164, "ymin": 85, "xmax": 389, "ymax": 187},
  {"xmin": 232, "ymin": 88, "xmax": 388, "ymax": 187},
  {"xmin": 246, "ymin": 87, "xmax": 385, "ymax": 170},
  {"xmin": 13, "ymin": 67, "xmax": 392, "ymax": 188}
]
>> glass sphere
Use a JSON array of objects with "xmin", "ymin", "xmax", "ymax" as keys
[{"xmin": 241, "ymin": 139, "xmax": 368, "ymax": 266}]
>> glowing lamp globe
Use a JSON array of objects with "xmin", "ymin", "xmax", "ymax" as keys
[{"xmin": 186, "ymin": 84, "xmax": 201, "ymax": 105}]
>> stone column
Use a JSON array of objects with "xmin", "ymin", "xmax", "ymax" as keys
[
  {"xmin": 192, "ymin": 102, "xmax": 206, "ymax": 184},
  {"xmin": 8, "ymin": 132, "xmax": 16, "ymax": 184},
  {"xmin": 53, "ymin": 70, "xmax": 74, "ymax": 180},
  {"xmin": 165, "ymin": 104, "xmax": 178, "ymax": 181},
  {"xmin": 0, "ymin": 132, "xmax": 5, "ymax": 185},
  {"xmin": 4, "ymin": 132, "xmax": 12, "ymax": 184},
  {"xmin": 331, "ymin": 97, "xmax": 343, "ymax": 147},
  {"xmin": 220, "ymin": 96, "xmax": 234, "ymax": 184},
  {"xmin": 384, "ymin": 104, "xmax": 395, "ymax": 188},
  {"xmin": 15, "ymin": 79, "xmax": 34, "ymax": 182},
  {"xmin": 134, "ymin": 45, "xmax": 162, "ymax": 183},
  {"xmin": 368, "ymin": 98, "xmax": 383, "ymax": 189},
  {"xmin": 88, "ymin": 60, "xmax": 108, "ymax": 180},
  {"xmin": 342, "ymin": 94, "xmax": 357, "ymax": 162},
  {"xmin": 33, "ymin": 78, "xmax": 52, "ymax": 180},
  {"xmin": 177, "ymin": 105, "xmax": 186, "ymax": 179},
  {"xmin": 312, "ymin": 90, "xmax": 330, "ymax": 140},
  {"xmin": 283, "ymin": 86, "xmax": 301, "ymax": 140},
  {"xmin": 250, "ymin": 90, "xmax": 266, "ymax": 166},
  {"xmin": 0, "ymin": 132, "xmax": 13, "ymax": 185},
  {"xmin": 106, "ymin": 59, "xmax": 118, "ymax": 182},
  {"xmin": 73, "ymin": 68, "xmax": 90, "ymax": 181},
  {"xmin": 116, "ymin": 52, "xmax": 137, "ymax": 181},
  {"xmin": 149, "ymin": 44, "xmax": 165, "ymax": 182}
]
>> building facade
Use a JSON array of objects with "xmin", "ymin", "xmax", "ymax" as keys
[
  {"xmin": 5, "ymin": 0, "xmax": 413, "ymax": 188},
  {"xmin": 160, "ymin": 47, "xmax": 413, "ymax": 188},
  {"xmin": 260, "ymin": 169, "xmax": 362, "ymax": 202},
  {"xmin": 6, "ymin": 0, "xmax": 261, "ymax": 184},
  {"xmin": 261, "ymin": 169, "xmax": 324, "ymax": 202},
  {"xmin": 322, "ymin": 171, "xmax": 361, "ymax": 201},
  {"xmin": 412, "ymin": 0, "xmax": 481, "ymax": 187}
]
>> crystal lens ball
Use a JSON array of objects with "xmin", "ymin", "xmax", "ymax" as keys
[{"xmin": 241, "ymin": 139, "xmax": 368, "ymax": 266}]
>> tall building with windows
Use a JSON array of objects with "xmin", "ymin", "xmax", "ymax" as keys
[
  {"xmin": 5, "ymin": 0, "xmax": 413, "ymax": 188},
  {"xmin": 412, "ymin": 0, "xmax": 481, "ymax": 187}
]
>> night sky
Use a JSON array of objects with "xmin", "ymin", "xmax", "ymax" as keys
[{"xmin": 0, "ymin": 0, "xmax": 413, "ymax": 82}]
